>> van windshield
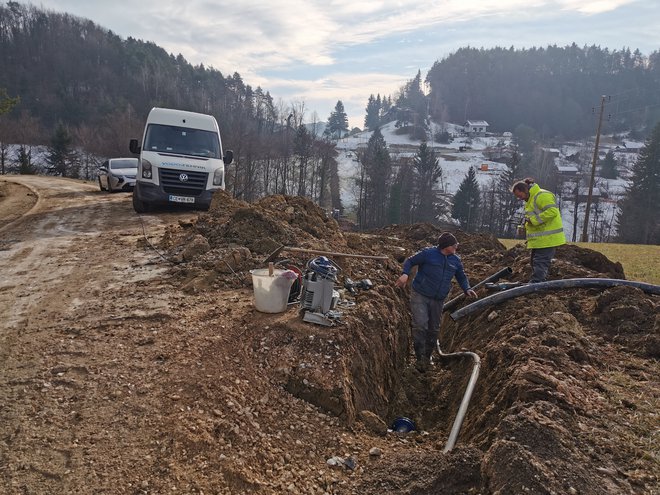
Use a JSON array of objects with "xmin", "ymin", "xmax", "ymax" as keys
[{"xmin": 144, "ymin": 124, "xmax": 221, "ymax": 158}]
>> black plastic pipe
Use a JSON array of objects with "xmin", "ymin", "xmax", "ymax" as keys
[
  {"xmin": 450, "ymin": 278, "xmax": 660, "ymax": 321},
  {"xmin": 443, "ymin": 267, "xmax": 513, "ymax": 313}
]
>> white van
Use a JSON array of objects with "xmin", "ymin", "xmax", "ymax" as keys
[{"xmin": 129, "ymin": 107, "xmax": 233, "ymax": 212}]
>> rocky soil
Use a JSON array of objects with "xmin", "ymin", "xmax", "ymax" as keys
[{"xmin": 1, "ymin": 176, "xmax": 658, "ymax": 494}]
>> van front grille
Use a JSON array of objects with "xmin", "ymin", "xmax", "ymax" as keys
[{"xmin": 159, "ymin": 169, "xmax": 208, "ymax": 196}]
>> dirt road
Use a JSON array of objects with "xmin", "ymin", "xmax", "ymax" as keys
[{"xmin": 0, "ymin": 177, "xmax": 225, "ymax": 493}]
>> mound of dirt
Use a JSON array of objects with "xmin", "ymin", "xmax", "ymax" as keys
[{"xmin": 157, "ymin": 191, "xmax": 658, "ymax": 494}]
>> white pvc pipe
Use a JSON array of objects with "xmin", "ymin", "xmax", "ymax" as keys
[{"xmin": 436, "ymin": 342, "xmax": 481, "ymax": 452}]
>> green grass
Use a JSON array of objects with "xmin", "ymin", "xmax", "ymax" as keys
[{"xmin": 499, "ymin": 239, "xmax": 660, "ymax": 285}]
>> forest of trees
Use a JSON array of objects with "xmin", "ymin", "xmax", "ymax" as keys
[
  {"xmin": 0, "ymin": 2, "xmax": 658, "ymax": 244},
  {"xmin": 426, "ymin": 45, "xmax": 660, "ymax": 138},
  {"xmin": 366, "ymin": 46, "xmax": 660, "ymax": 141}
]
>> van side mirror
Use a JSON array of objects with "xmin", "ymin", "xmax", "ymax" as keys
[
  {"xmin": 223, "ymin": 149, "xmax": 234, "ymax": 165},
  {"xmin": 129, "ymin": 139, "xmax": 141, "ymax": 154}
]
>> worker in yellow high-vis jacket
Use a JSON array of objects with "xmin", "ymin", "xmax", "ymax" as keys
[{"xmin": 511, "ymin": 178, "xmax": 566, "ymax": 283}]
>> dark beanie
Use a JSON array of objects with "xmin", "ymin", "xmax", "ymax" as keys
[{"xmin": 437, "ymin": 232, "xmax": 458, "ymax": 249}]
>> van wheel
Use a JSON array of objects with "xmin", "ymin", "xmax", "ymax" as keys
[{"xmin": 132, "ymin": 190, "xmax": 148, "ymax": 213}]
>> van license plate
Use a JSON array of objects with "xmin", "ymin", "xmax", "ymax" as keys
[{"xmin": 169, "ymin": 195, "xmax": 195, "ymax": 204}]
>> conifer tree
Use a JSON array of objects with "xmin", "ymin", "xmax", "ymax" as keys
[
  {"xmin": 364, "ymin": 95, "xmax": 381, "ymax": 131},
  {"xmin": 600, "ymin": 150, "xmax": 619, "ymax": 179},
  {"xmin": 616, "ymin": 122, "xmax": 660, "ymax": 244},
  {"xmin": 451, "ymin": 167, "xmax": 481, "ymax": 231},
  {"xmin": 45, "ymin": 122, "xmax": 73, "ymax": 176},
  {"xmin": 396, "ymin": 71, "xmax": 426, "ymax": 118},
  {"xmin": 325, "ymin": 100, "xmax": 349, "ymax": 140},
  {"xmin": 16, "ymin": 145, "xmax": 36, "ymax": 174},
  {"xmin": 358, "ymin": 128, "xmax": 391, "ymax": 228},
  {"xmin": 412, "ymin": 141, "xmax": 443, "ymax": 223}
]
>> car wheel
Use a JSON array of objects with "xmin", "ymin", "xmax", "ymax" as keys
[
  {"xmin": 98, "ymin": 177, "xmax": 106, "ymax": 191},
  {"xmin": 132, "ymin": 190, "xmax": 148, "ymax": 213}
]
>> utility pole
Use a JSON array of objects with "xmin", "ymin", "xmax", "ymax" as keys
[{"xmin": 581, "ymin": 95, "xmax": 607, "ymax": 243}]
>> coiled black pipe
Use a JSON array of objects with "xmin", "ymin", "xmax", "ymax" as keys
[
  {"xmin": 443, "ymin": 267, "xmax": 513, "ymax": 313},
  {"xmin": 450, "ymin": 278, "xmax": 660, "ymax": 321}
]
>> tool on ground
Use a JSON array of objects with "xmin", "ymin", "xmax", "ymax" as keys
[
  {"xmin": 264, "ymin": 244, "xmax": 388, "ymax": 264},
  {"xmin": 343, "ymin": 277, "xmax": 373, "ymax": 296},
  {"xmin": 300, "ymin": 256, "xmax": 342, "ymax": 326}
]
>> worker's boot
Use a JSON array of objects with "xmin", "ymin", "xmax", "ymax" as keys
[{"xmin": 415, "ymin": 356, "xmax": 430, "ymax": 373}]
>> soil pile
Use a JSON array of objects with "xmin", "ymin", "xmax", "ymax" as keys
[{"xmin": 153, "ymin": 191, "xmax": 659, "ymax": 494}]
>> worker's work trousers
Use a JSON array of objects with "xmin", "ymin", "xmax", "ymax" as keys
[
  {"xmin": 530, "ymin": 247, "xmax": 556, "ymax": 283},
  {"xmin": 410, "ymin": 288, "xmax": 444, "ymax": 360}
]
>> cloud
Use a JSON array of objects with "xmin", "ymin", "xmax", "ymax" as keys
[
  {"xmin": 33, "ymin": 0, "xmax": 659, "ymax": 130},
  {"xmin": 263, "ymin": 71, "xmax": 410, "ymax": 128}
]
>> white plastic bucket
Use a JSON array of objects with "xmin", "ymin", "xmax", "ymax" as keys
[{"xmin": 250, "ymin": 268, "xmax": 296, "ymax": 313}]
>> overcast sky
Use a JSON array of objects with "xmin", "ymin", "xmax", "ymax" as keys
[{"xmin": 34, "ymin": 0, "xmax": 660, "ymax": 128}]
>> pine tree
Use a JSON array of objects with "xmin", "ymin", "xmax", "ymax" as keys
[
  {"xmin": 358, "ymin": 128, "xmax": 391, "ymax": 228},
  {"xmin": 451, "ymin": 167, "xmax": 481, "ymax": 231},
  {"xmin": 412, "ymin": 141, "xmax": 443, "ymax": 223},
  {"xmin": 396, "ymin": 71, "xmax": 426, "ymax": 118},
  {"xmin": 395, "ymin": 71, "xmax": 428, "ymax": 137},
  {"xmin": 600, "ymin": 150, "xmax": 619, "ymax": 179},
  {"xmin": 325, "ymin": 100, "xmax": 349, "ymax": 140},
  {"xmin": 513, "ymin": 124, "xmax": 538, "ymax": 156},
  {"xmin": 45, "ymin": 122, "xmax": 73, "ymax": 176},
  {"xmin": 616, "ymin": 122, "xmax": 660, "ymax": 244},
  {"xmin": 16, "ymin": 145, "xmax": 36, "ymax": 174},
  {"xmin": 364, "ymin": 94, "xmax": 381, "ymax": 131}
]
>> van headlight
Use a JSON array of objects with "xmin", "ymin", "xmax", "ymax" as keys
[
  {"xmin": 213, "ymin": 167, "xmax": 224, "ymax": 186},
  {"xmin": 141, "ymin": 159, "xmax": 152, "ymax": 179}
]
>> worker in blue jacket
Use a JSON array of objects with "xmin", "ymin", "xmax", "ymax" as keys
[{"xmin": 395, "ymin": 232, "xmax": 477, "ymax": 372}]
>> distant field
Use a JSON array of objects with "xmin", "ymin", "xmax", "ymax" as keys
[{"xmin": 498, "ymin": 239, "xmax": 660, "ymax": 285}]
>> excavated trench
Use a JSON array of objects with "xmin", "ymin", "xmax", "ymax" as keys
[
  {"xmin": 259, "ymin": 259, "xmax": 659, "ymax": 494},
  {"xmin": 165, "ymin": 192, "xmax": 659, "ymax": 494}
]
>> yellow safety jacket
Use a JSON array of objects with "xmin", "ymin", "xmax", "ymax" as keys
[{"xmin": 524, "ymin": 184, "xmax": 566, "ymax": 249}]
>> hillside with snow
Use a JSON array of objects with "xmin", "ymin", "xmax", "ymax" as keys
[{"xmin": 334, "ymin": 121, "xmax": 641, "ymax": 241}]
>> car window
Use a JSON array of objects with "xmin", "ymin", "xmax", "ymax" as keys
[{"xmin": 110, "ymin": 159, "xmax": 138, "ymax": 169}]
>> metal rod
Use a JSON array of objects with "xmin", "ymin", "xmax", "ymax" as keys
[
  {"xmin": 436, "ymin": 343, "xmax": 481, "ymax": 452},
  {"xmin": 451, "ymin": 278, "xmax": 660, "ymax": 321}
]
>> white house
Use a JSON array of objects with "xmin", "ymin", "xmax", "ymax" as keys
[{"xmin": 463, "ymin": 120, "xmax": 489, "ymax": 137}]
